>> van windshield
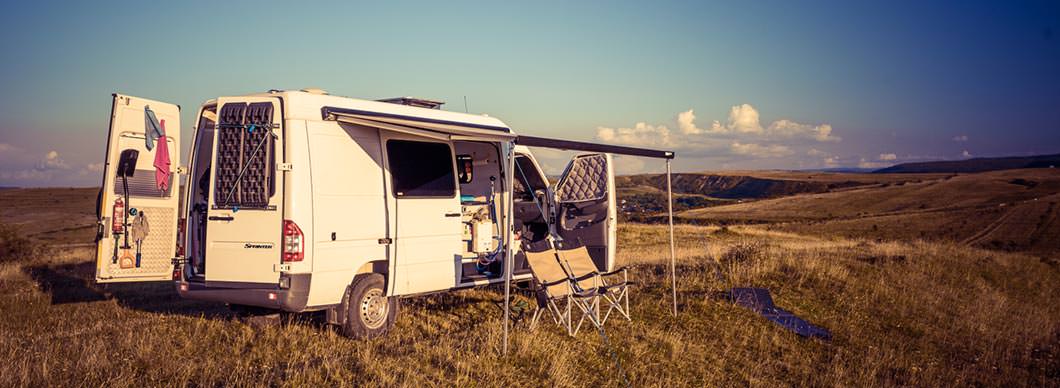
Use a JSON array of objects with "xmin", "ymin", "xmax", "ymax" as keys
[{"xmin": 513, "ymin": 155, "xmax": 546, "ymax": 201}]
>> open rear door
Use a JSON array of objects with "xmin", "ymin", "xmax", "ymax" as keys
[
  {"xmin": 95, "ymin": 94, "xmax": 181, "ymax": 283},
  {"xmin": 553, "ymin": 153, "xmax": 616, "ymax": 271}
]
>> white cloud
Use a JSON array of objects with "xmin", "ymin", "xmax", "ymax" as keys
[
  {"xmin": 728, "ymin": 104, "xmax": 763, "ymax": 133},
  {"xmin": 86, "ymin": 162, "xmax": 104, "ymax": 173},
  {"xmin": 0, "ymin": 143, "xmax": 15, "ymax": 153},
  {"xmin": 596, "ymin": 122, "xmax": 672, "ymax": 148},
  {"xmin": 594, "ymin": 103, "xmax": 840, "ymax": 167},
  {"xmin": 767, "ymin": 120, "xmax": 841, "ymax": 142},
  {"xmin": 676, "ymin": 104, "xmax": 763, "ymax": 135},
  {"xmin": 823, "ymin": 157, "xmax": 839, "ymax": 168},
  {"xmin": 953, "ymin": 135, "xmax": 969, "ymax": 142},
  {"xmin": 36, "ymin": 151, "xmax": 70, "ymax": 171},
  {"xmin": 730, "ymin": 142, "xmax": 793, "ymax": 158},
  {"xmin": 879, "ymin": 153, "xmax": 897, "ymax": 161},
  {"xmin": 677, "ymin": 109, "xmax": 702, "ymax": 135},
  {"xmin": 962, "ymin": 150, "xmax": 972, "ymax": 158}
]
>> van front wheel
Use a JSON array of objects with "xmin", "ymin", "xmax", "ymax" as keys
[{"xmin": 341, "ymin": 274, "xmax": 398, "ymax": 338}]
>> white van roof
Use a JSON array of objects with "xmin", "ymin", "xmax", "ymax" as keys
[{"xmin": 229, "ymin": 90, "xmax": 513, "ymax": 134}]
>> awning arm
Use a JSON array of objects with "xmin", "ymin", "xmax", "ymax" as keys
[{"xmin": 516, "ymin": 135, "xmax": 674, "ymax": 159}]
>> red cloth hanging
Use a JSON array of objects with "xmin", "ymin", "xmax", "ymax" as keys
[{"xmin": 154, "ymin": 119, "xmax": 171, "ymax": 191}]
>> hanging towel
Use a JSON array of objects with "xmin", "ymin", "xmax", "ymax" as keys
[
  {"xmin": 154, "ymin": 119, "xmax": 171, "ymax": 191},
  {"xmin": 145, "ymin": 106, "xmax": 163, "ymax": 151}
]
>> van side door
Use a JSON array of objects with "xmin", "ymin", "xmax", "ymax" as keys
[
  {"xmin": 382, "ymin": 135, "xmax": 462, "ymax": 295},
  {"xmin": 95, "ymin": 94, "xmax": 181, "ymax": 283}
]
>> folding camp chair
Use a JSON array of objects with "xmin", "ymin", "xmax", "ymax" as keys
[
  {"xmin": 555, "ymin": 244, "xmax": 633, "ymax": 325},
  {"xmin": 523, "ymin": 246, "xmax": 603, "ymax": 336}
]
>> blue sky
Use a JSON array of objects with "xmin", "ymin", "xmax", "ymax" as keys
[{"xmin": 1, "ymin": 1, "xmax": 1058, "ymax": 186}]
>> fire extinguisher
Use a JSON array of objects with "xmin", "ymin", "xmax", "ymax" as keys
[
  {"xmin": 111, "ymin": 197, "xmax": 125, "ymax": 263},
  {"xmin": 112, "ymin": 197, "xmax": 125, "ymax": 234}
]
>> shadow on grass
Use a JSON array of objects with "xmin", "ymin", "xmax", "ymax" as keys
[{"xmin": 23, "ymin": 261, "xmax": 232, "ymax": 319}]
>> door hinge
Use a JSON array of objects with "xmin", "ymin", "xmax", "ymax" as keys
[
  {"xmin": 378, "ymin": 238, "xmax": 393, "ymax": 245},
  {"xmin": 277, "ymin": 163, "xmax": 293, "ymax": 171}
]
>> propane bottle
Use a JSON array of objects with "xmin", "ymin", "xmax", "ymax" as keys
[{"xmin": 112, "ymin": 197, "xmax": 125, "ymax": 234}]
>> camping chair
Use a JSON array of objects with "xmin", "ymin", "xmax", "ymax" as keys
[
  {"xmin": 523, "ymin": 245, "xmax": 603, "ymax": 336},
  {"xmin": 555, "ymin": 244, "xmax": 633, "ymax": 325}
]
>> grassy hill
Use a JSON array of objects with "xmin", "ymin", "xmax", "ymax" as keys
[
  {"xmin": 617, "ymin": 171, "xmax": 949, "ymax": 222},
  {"xmin": 678, "ymin": 169, "xmax": 1060, "ymax": 255},
  {"xmin": 875, "ymin": 153, "xmax": 1060, "ymax": 174},
  {"xmin": 618, "ymin": 170, "xmax": 945, "ymax": 200}
]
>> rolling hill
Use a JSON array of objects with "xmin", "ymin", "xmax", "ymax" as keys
[
  {"xmin": 677, "ymin": 168, "xmax": 1060, "ymax": 255},
  {"xmin": 875, "ymin": 153, "xmax": 1060, "ymax": 174}
]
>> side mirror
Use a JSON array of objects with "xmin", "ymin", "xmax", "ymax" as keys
[{"xmin": 116, "ymin": 149, "xmax": 139, "ymax": 177}]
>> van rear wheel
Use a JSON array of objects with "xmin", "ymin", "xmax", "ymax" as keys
[{"xmin": 341, "ymin": 274, "xmax": 397, "ymax": 338}]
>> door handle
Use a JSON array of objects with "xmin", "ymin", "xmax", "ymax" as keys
[
  {"xmin": 444, "ymin": 212, "xmax": 461, "ymax": 217},
  {"xmin": 208, "ymin": 215, "xmax": 234, "ymax": 221}
]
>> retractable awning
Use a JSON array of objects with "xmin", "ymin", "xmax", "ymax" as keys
[
  {"xmin": 516, "ymin": 135, "xmax": 675, "ymax": 159},
  {"xmin": 322, "ymin": 107, "xmax": 516, "ymax": 141}
]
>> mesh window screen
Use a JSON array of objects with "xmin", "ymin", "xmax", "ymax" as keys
[{"xmin": 213, "ymin": 102, "xmax": 274, "ymax": 208}]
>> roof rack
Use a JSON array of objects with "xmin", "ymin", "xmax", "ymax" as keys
[{"xmin": 377, "ymin": 96, "xmax": 445, "ymax": 110}]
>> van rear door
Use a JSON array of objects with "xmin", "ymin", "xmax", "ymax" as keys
[
  {"xmin": 95, "ymin": 94, "xmax": 181, "ymax": 283},
  {"xmin": 553, "ymin": 153, "xmax": 617, "ymax": 272},
  {"xmin": 203, "ymin": 97, "xmax": 284, "ymax": 286}
]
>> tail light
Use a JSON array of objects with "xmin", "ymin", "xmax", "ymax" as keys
[
  {"xmin": 282, "ymin": 220, "xmax": 304, "ymax": 262},
  {"xmin": 175, "ymin": 218, "xmax": 186, "ymax": 257}
]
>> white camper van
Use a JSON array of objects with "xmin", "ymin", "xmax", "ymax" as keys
[{"xmin": 95, "ymin": 90, "xmax": 633, "ymax": 337}]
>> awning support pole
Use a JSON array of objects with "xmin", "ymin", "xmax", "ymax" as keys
[
  {"xmin": 502, "ymin": 143, "xmax": 515, "ymax": 355},
  {"xmin": 667, "ymin": 159, "xmax": 677, "ymax": 316}
]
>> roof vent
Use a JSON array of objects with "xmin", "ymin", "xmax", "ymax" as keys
[
  {"xmin": 301, "ymin": 88, "xmax": 329, "ymax": 95},
  {"xmin": 377, "ymin": 96, "xmax": 445, "ymax": 110}
]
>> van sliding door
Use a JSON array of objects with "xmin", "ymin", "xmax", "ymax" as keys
[{"xmin": 382, "ymin": 135, "xmax": 462, "ymax": 295}]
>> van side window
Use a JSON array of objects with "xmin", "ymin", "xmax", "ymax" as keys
[{"xmin": 387, "ymin": 140, "xmax": 456, "ymax": 197}]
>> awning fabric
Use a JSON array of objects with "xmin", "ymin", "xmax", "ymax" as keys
[
  {"xmin": 516, "ymin": 135, "xmax": 674, "ymax": 159},
  {"xmin": 322, "ymin": 107, "xmax": 516, "ymax": 141}
]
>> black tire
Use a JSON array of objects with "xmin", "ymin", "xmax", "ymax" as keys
[{"xmin": 341, "ymin": 273, "xmax": 398, "ymax": 339}]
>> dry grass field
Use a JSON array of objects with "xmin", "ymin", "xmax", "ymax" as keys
[
  {"xmin": 1, "ymin": 182, "xmax": 1059, "ymax": 386},
  {"xmin": 680, "ymin": 169, "xmax": 1060, "ymax": 255}
]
